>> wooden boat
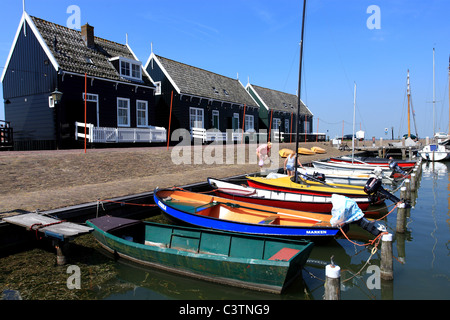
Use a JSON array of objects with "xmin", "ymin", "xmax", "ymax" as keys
[
  {"xmin": 418, "ymin": 144, "xmax": 450, "ymax": 161},
  {"xmin": 311, "ymin": 146, "xmax": 326, "ymax": 154},
  {"xmin": 312, "ymin": 160, "xmax": 393, "ymax": 174},
  {"xmin": 329, "ymin": 156, "xmax": 416, "ymax": 169},
  {"xmin": 298, "ymin": 147, "xmax": 315, "ymax": 155},
  {"xmin": 154, "ymin": 188, "xmax": 341, "ymax": 239},
  {"xmin": 87, "ymin": 215, "xmax": 314, "ymax": 294},
  {"xmin": 207, "ymin": 177, "xmax": 374, "ymax": 214},
  {"xmin": 246, "ymin": 174, "xmax": 372, "ymax": 199},
  {"xmin": 279, "ymin": 148, "xmax": 295, "ymax": 158},
  {"xmin": 299, "ymin": 166, "xmax": 395, "ymax": 186}
]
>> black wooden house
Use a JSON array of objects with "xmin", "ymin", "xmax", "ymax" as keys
[
  {"xmin": 245, "ymin": 83, "xmax": 313, "ymax": 142},
  {"xmin": 145, "ymin": 53, "xmax": 260, "ymax": 143},
  {"xmin": 1, "ymin": 12, "xmax": 164, "ymax": 150}
]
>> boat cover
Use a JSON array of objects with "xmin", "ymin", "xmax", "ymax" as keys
[
  {"xmin": 88, "ymin": 216, "xmax": 141, "ymax": 233},
  {"xmin": 330, "ymin": 194, "xmax": 364, "ymax": 227}
]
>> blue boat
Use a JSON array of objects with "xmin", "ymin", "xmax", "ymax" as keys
[{"xmin": 154, "ymin": 188, "xmax": 340, "ymax": 239}]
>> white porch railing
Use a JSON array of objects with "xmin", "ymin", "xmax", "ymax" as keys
[{"xmin": 75, "ymin": 122, "xmax": 166, "ymax": 143}]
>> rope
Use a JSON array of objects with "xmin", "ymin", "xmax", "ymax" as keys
[{"xmin": 29, "ymin": 220, "xmax": 67, "ymax": 240}]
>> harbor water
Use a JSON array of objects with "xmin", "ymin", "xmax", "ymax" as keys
[{"xmin": 1, "ymin": 162, "xmax": 449, "ymax": 300}]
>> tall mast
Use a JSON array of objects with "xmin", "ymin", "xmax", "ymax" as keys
[
  {"xmin": 433, "ymin": 48, "xmax": 436, "ymax": 137},
  {"xmin": 352, "ymin": 82, "xmax": 356, "ymax": 163},
  {"xmin": 407, "ymin": 69, "xmax": 411, "ymax": 138},
  {"xmin": 448, "ymin": 55, "xmax": 450, "ymax": 135},
  {"xmin": 294, "ymin": 0, "xmax": 307, "ymax": 183}
]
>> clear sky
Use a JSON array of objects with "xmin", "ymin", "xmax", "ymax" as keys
[{"xmin": 1, "ymin": 0, "xmax": 449, "ymax": 140}]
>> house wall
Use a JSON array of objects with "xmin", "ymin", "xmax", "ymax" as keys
[
  {"xmin": 2, "ymin": 20, "xmax": 57, "ymax": 148},
  {"xmin": 146, "ymin": 58, "xmax": 259, "ymax": 142}
]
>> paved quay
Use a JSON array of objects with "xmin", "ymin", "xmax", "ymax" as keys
[{"xmin": 0, "ymin": 142, "xmax": 353, "ymax": 216}]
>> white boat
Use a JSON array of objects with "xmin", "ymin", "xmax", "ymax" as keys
[
  {"xmin": 312, "ymin": 160, "xmax": 392, "ymax": 174},
  {"xmin": 418, "ymin": 49, "xmax": 450, "ymax": 162},
  {"xmin": 418, "ymin": 144, "xmax": 450, "ymax": 161},
  {"xmin": 299, "ymin": 166, "xmax": 394, "ymax": 186}
]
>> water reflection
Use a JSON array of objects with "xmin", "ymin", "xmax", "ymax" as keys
[{"xmin": 92, "ymin": 161, "xmax": 450, "ymax": 300}]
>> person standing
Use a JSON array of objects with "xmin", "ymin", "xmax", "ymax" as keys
[{"xmin": 256, "ymin": 142, "xmax": 272, "ymax": 167}]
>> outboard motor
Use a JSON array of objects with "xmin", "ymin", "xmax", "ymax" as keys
[
  {"xmin": 353, "ymin": 216, "xmax": 386, "ymax": 237},
  {"xmin": 389, "ymin": 160, "xmax": 407, "ymax": 177},
  {"xmin": 313, "ymin": 172, "xmax": 326, "ymax": 181},
  {"xmin": 364, "ymin": 177, "xmax": 410, "ymax": 208}
]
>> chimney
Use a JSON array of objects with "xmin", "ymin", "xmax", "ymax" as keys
[{"xmin": 81, "ymin": 23, "xmax": 95, "ymax": 48}]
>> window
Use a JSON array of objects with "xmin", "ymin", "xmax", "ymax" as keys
[
  {"xmin": 120, "ymin": 60, "xmax": 130, "ymax": 77},
  {"xmin": 117, "ymin": 98, "xmax": 130, "ymax": 127},
  {"xmin": 83, "ymin": 93, "xmax": 98, "ymax": 102},
  {"xmin": 190, "ymin": 107, "xmax": 204, "ymax": 129},
  {"xmin": 245, "ymin": 115, "xmax": 254, "ymax": 132},
  {"xmin": 137, "ymin": 100, "xmax": 148, "ymax": 127},
  {"xmin": 111, "ymin": 56, "xmax": 142, "ymax": 81},
  {"xmin": 155, "ymin": 81, "xmax": 162, "ymax": 95},
  {"xmin": 212, "ymin": 110, "xmax": 219, "ymax": 130},
  {"xmin": 232, "ymin": 113, "xmax": 240, "ymax": 130},
  {"xmin": 132, "ymin": 64, "xmax": 140, "ymax": 78},
  {"xmin": 273, "ymin": 118, "xmax": 281, "ymax": 130},
  {"xmin": 285, "ymin": 119, "xmax": 290, "ymax": 133}
]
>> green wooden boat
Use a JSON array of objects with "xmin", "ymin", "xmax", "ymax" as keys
[{"xmin": 86, "ymin": 215, "xmax": 314, "ymax": 294}]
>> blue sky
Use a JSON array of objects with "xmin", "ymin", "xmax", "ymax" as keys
[{"xmin": 1, "ymin": 0, "xmax": 449, "ymax": 139}]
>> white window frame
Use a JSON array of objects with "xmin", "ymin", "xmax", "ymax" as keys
[
  {"xmin": 117, "ymin": 97, "xmax": 130, "ymax": 127},
  {"xmin": 154, "ymin": 81, "xmax": 162, "ymax": 95},
  {"xmin": 136, "ymin": 100, "xmax": 148, "ymax": 127},
  {"xmin": 83, "ymin": 93, "xmax": 99, "ymax": 127},
  {"xmin": 233, "ymin": 113, "xmax": 240, "ymax": 130},
  {"xmin": 245, "ymin": 114, "xmax": 254, "ymax": 132},
  {"xmin": 110, "ymin": 56, "xmax": 142, "ymax": 81},
  {"xmin": 273, "ymin": 118, "xmax": 281, "ymax": 130},
  {"xmin": 190, "ymin": 107, "xmax": 204, "ymax": 129},
  {"xmin": 212, "ymin": 110, "xmax": 219, "ymax": 130},
  {"xmin": 285, "ymin": 119, "xmax": 290, "ymax": 134}
]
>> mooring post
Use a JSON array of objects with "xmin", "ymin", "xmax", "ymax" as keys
[
  {"xmin": 410, "ymin": 173, "xmax": 416, "ymax": 191},
  {"xmin": 404, "ymin": 179, "xmax": 411, "ymax": 201},
  {"xmin": 54, "ymin": 240, "xmax": 67, "ymax": 266},
  {"xmin": 324, "ymin": 260, "xmax": 341, "ymax": 300},
  {"xmin": 396, "ymin": 202, "xmax": 407, "ymax": 233},
  {"xmin": 380, "ymin": 233, "xmax": 393, "ymax": 281}
]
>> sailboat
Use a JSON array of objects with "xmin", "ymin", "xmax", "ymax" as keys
[{"xmin": 418, "ymin": 48, "xmax": 450, "ymax": 161}]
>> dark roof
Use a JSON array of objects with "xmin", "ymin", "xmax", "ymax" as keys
[
  {"xmin": 249, "ymin": 84, "xmax": 312, "ymax": 116},
  {"xmin": 155, "ymin": 55, "xmax": 258, "ymax": 107},
  {"xmin": 30, "ymin": 16, "xmax": 152, "ymax": 86}
]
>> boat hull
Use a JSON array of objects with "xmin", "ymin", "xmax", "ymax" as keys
[
  {"xmin": 419, "ymin": 145, "xmax": 450, "ymax": 161},
  {"xmin": 154, "ymin": 189, "xmax": 340, "ymax": 239},
  {"xmin": 246, "ymin": 175, "xmax": 371, "ymax": 199},
  {"xmin": 87, "ymin": 216, "xmax": 314, "ymax": 294},
  {"xmin": 208, "ymin": 178, "xmax": 372, "ymax": 213},
  {"xmin": 329, "ymin": 156, "xmax": 416, "ymax": 168}
]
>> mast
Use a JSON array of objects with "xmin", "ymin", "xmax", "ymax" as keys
[
  {"xmin": 352, "ymin": 82, "xmax": 356, "ymax": 163},
  {"xmin": 407, "ymin": 69, "xmax": 411, "ymax": 138},
  {"xmin": 448, "ymin": 55, "xmax": 450, "ymax": 135},
  {"xmin": 433, "ymin": 48, "xmax": 436, "ymax": 137},
  {"xmin": 294, "ymin": 0, "xmax": 307, "ymax": 183}
]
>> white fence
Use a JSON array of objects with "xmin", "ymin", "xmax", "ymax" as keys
[
  {"xmin": 75, "ymin": 122, "xmax": 166, "ymax": 143},
  {"xmin": 190, "ymin": 128, "xmax": 285, "ymax": 143}
]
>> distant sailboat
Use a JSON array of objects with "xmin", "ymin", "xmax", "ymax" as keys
[{"xmin": 418, "ymin": 48, "xmax": 450, "ymax": 161}]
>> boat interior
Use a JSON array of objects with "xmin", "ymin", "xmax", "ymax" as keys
[{"xmin": 157, "ymin": 190, "xmax": 331, "ymax": 227}]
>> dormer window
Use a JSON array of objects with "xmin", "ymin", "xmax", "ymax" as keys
[{"xmin": 109, "ymin": 56, "xmax": 142, "ymax": 81}]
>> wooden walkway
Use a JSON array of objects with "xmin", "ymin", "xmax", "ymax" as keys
[{"xmin": 3, "ymin": 213, "xmax": 93, "ymax": 241}]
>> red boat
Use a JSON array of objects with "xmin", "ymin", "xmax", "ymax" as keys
[
  {"xmin": 329, "ymin": 156, "xmax": 416, "ymax": 169},
  {"xmin": 207, "ymin": 178, "xmax": 376, "ymax": 215}
]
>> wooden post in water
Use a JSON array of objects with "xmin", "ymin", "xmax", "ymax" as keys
[
  {"xmin": 404, "ymin": 179, "xmax": 411, "ymax": 201},
  {"xmin": 54, "ymin": 240, "xmax": 67, "ymax": 266},
  {"xmin": 380, "ymin": 233, "xmax": 393, "ymax": 280},
  {"xmin": 410, "ymin": 172, "xmax": 416, "ymax": 191},
  {"xmin": 324, "ymin": 262, "xmax": 341, "ymax": 300},
  {"xmin": 396, "ymin": 202, "xmax": 407, "ymax": 233}
]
